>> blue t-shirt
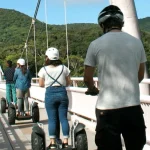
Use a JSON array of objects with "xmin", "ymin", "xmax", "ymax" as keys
[{"xmin": 13, "ymin": 68, "xmax": 32, "ymax": 91}]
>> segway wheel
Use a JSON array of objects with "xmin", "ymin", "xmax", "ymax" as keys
[
  {"xmin": 75, "ymin": 129, "xmax": 88, "ymax": 150},
  {"xmin": 32, "ymin": 106, "xmax": 40, "ymax": 123},
  {"xmin": 31, "ymin": 131, "xmax": 45, "ymax": 150},
  {"xmin": 1, "ymin": 99, "xmax": 6, "ymax": 113},
  {"xmin": 8, "ymin": 107, "xmax": 16, "ymax": 125}
]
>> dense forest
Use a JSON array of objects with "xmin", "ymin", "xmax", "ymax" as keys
[{"xmin": 0, "ymin": 8, "xmax": 150, "ymax": 77}]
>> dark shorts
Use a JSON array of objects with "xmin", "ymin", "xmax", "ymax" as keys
[{"xmin": 95, "ymin": 105, "xmax": 146, "ymax": 150}]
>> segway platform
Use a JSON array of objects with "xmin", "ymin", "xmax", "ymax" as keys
[
  {"xmin": 16, "ymin": 115, "xmax": 32, "ymax": 120},
  {"xmin": 47, "ymin": 148, "xmax": 73, "ymax": 150}
]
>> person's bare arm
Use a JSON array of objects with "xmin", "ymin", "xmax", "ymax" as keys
[
  {"xmin": 138, "ymin": 63, "xmax": 145, "ymax": 83},
  {"xmin": 66, "ymin": 75, "xmax": 71, "ymax": 86},
  {"xmin": 39, "ymin": 77, "xmax": 45, "ymax": 87},
  {"xmin": 84, "ymin": 65, "xmax": 99, "ymax": 95},
  {"xmin": 84, "ymin": 65, "xmax": 95, "ymax": 89}
]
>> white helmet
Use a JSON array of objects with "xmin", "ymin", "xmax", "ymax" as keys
[
  {"xmin": 18, "ymin": 58, "xmax": 25, "ymax": 65},
  {"xmin": 45, "ymin": 47, "xmax": 59, "ymax": 60},
  {"xmin": 17, "ymin": 58, "xmax": 21, "ymax": 64}
]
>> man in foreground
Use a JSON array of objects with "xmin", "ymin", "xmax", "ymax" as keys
[{"xmin": 84, "ymin": 5, "xmax": 146, "ymax": 150}]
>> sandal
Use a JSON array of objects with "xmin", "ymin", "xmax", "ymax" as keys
[
  {"xmin": 62, "ymin": 143, "xmax": 68, "ymax": 148},
  {"xmin": 25, "ymin": 113, "xmax": 30, "ymax": 116},
  {"xmin": 47, "ymin": 144, "xmax": 57, "ymax": 149},
  {"xmin": 16, "ymin": 112, "xmax": 21, "ymax": 117}
]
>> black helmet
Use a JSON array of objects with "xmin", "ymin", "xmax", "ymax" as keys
[{"xmin": 98, "ymin": 5, "xmax": 124, "ymax": 26}]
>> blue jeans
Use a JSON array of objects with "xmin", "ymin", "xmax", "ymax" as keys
[
  {"xmin": 45, "ymin": 86, "xmax": 70, "ymax": 138},
  {"xmin": 6, "ymin": 83, "xmax": 17, "ymax": 104}
]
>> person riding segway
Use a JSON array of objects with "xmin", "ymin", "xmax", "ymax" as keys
[
  {"xmin": 1, "ymin": 60, "xmax": 17, "ymax": 113},
  {"xmin": 38, "ymin": 47, "xmax": 71, "ymax": 149},
  {"xmin": 84, "ymin": 4, "xmax": 147, "ymax": 150},
  {"xmin": 8, "ymin": 58, "xmax": 39, "ymax": 125},
  {"xmin": 32, "ymin": 47, "xmax": 88, "ymax": 150}
]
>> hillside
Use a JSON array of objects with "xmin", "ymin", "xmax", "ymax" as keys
[
  {"xmin": 139, "ymin": 17, "xmax": 150, "ymax": 32},
  {"xmin": 0, "ymin": 8, "xmax": 150, "ymax": 77}
]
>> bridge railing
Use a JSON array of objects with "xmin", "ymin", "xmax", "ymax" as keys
[
  {"xmin": 32, "ymin": 77, "xmax": 99, "ymax": 87},
  {"xmin": 32, "ymin": 77, "xmax": 150, "ymax": 87}
]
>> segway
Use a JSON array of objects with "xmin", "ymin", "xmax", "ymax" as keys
[
  {"xmin": 31, "ymin": 123, "xmax": 46, "ymax": 150},
  {"xmin": 31, "ymin": 120, "xmax": 88, "ymax": 150},
  {"xmin": 71, "ymin": 120, "xmax": 88, "ymax": 150},
  {"xmin": 8, "ymin": 101, "xmax": 40, "ymax": 125}
]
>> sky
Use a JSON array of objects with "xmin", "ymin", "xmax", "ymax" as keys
[{"xmin": 0, "ymin": 0, "xmax": 150, "ymax": 25}]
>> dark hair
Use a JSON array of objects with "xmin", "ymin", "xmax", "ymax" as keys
[
  {"xmin": 45, "ymin": 57, "xmax": 62, "ymax": 66},
  {"xmin": 20, "ymin": 65, "xmax": 27, "ymax": 75},
  {"xmin": 7, "ymin": 60, "xmax": 12, "ymax": 67},
  {"xmin": 102, "ymin": 17, "xmax": 124, "ymax": 31}
]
